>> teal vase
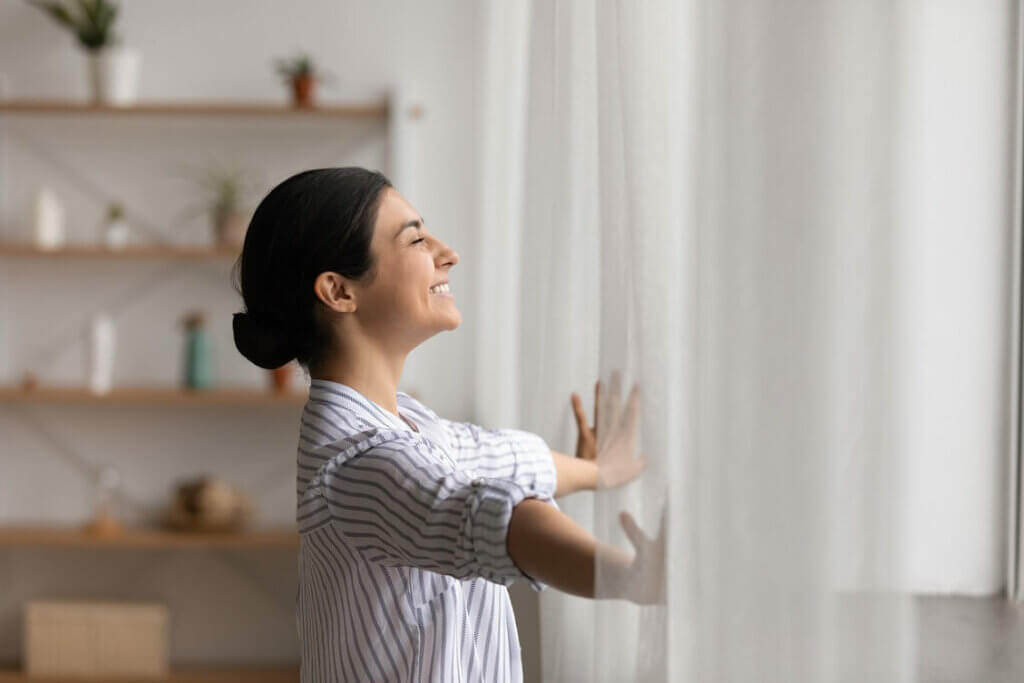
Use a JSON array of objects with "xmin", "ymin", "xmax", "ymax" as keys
[{"xmin": 184, "ymin": 327, "xmax": 215, "ymax": 390}]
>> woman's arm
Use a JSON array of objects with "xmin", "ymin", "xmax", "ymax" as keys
[
  {"xmin": 309, "ymin": 435, "xmax": 556, "ymax": 587},
  {"xmin": 506, "ymin": 498, "xmax": 606, "ymax": 597},
  {"xmin": 506, "ymin": 498, "xmax": 665, "ymax": 604},
  {"xmin": 551, "ymin": 449, "xmax": 598, "ymax": 497}
]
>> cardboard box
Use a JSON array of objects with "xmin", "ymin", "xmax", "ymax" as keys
[{"xmin": 24, "ymin": 600, "xmax": 169, "ymax": 677}]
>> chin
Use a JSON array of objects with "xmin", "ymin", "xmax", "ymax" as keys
[{"xmin": 444, "ymin": 311, "xmax": 462, "ymax": 330}]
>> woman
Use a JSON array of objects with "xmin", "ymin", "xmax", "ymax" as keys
[{"xmin": 232, "ymin": 167, "xmax": 658, "ymax": 682}]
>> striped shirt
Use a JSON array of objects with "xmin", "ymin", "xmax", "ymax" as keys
[{"xmin": 295, "ymin": 378, "xmax": 558, "ymax": 682}]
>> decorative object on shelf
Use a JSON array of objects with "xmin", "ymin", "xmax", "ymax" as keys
[
  {"xmin": 24, "ymin": 600, "xmax": 169, "ymax": 677},
  {"xmin": 196, "ymin": 167, "xmax": 251, "ymax": 248},
  {"xmin": 100, "ymin": 201, "xmax": 130, "ymax": 248},
  {"xmin": 83, "ymin": 463, "xmax": 122, "ymax": 537},
  {"xmin": 20, "ymin": 371, "xmax": 40, "ymax": 391},
  {"xmin": 33, "ymin": 186, "xmax": 66, "ymax": 250},
  {"xmin": 29, "ymin": 0, "xmax": 142, "ymax": 106},
  {"xmin": 86, "ymin": 312, "xmax": 116, "ymax": 394},
  {"xmin": 163, "ymin": 476, "xmax": 253, "ymax": 533},
  {"xmin": 270, "ymin": 360, "xmax": 297, "ymax": 393},
  {"xmin": 274, "ymin": 52, "xmax": 333, "ymax": 108},
  {"xmin": 181, "ymin": 310, "xmax": 215, "ymax": 390}
]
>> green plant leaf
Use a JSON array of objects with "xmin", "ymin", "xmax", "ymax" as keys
[{"xmin": 28, "ymin": 0, "xmax": 118, "ymax": 50}]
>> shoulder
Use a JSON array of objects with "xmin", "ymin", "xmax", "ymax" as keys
[
  {"xmin": 321, "ymin": 429, "xmax": 456, "ymax": 481},
  {"xmin": 299, "ymin": 428, "xmax": 453, "ymax": 501}
]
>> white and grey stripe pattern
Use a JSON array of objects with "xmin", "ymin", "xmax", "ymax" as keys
[{"xmin": 296, "ymin": 379, "xmax": 557, "ymax": 682}]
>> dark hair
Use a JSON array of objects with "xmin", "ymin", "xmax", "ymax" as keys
[{"xmin": 231, "ymin": 167, "xmax": 392, "ymax": 370}]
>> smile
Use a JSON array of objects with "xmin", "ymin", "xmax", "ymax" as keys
[{"xmin": 429, "ymin": 283, "xmax": 451, "ymax": 295}]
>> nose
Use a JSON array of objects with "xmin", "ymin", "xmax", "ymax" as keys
[{"xmin": 436, "ymin": 240, "xmax": 459, "ymax": 269}]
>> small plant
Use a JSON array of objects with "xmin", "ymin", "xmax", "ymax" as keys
[
  {"xmin": 200, "ymin": 168, "xmax": 244, "ymax": 221},
  {"xmin": 274, "ymin": 53, "xmax": 319, "ymax": 83},
  {"xmin": 274, "ymin": 52, "xmax": 333, "ymax": 107},
  {"xmin": 29, "ymin": 0, "xmax": 120, "ymax": 52},
  {"xmin": 183, "ymin": 165, "xmax": 261, "ymax": 248}
]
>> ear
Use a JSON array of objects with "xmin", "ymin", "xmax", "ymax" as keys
[{"xmin": 314, "ymin": 271, "xmax": 358, "ymax": 314}]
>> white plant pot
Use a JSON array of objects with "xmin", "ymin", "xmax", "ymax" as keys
[
  {"xmin": 103, "ymin": 217, "xmax": 131, "ymax": 249},
  {"xmin": 87, "ymin": 46, "xmax": 141, "ymax": 106}
]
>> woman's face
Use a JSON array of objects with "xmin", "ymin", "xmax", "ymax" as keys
[{"xmin": 353, "ymin": 187, "xmax": 461, "ymax": 348}]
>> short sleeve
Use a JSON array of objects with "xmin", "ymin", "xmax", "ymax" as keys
[
  {"xmin": 307, "ymin": 434, "xmax": 548, "ymax": 588},
  {"xmin": 441, "ymin": 420, "xmax": 557, "ymax": 499}
]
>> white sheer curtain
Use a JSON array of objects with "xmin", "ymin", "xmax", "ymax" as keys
[{"xmin": 476, "ymin": 0, "xmax": 1016, "ymax": 681}]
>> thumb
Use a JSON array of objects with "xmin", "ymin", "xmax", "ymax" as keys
[{"xmin": 619, "ymin": 511, "xmax": 648, "ymax": 551}]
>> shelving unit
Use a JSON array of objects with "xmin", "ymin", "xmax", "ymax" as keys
[
  {"xmin": 0, "ymin": 98, "xmax": 391, "ymax": 120},
  {"xmin": 0, "ymin": 243, "xmax": 240, "ymax": 262},
  {"xmin": 0, "ymin": 525, "xmax": 298, "ymax": 550},
  {"xmin": 0, "ymin": 386, "xmax": 306, "ymax": 405},
  {"xmin": 0, "ymin": 668, "xmax": 299, "ymax": 682},
  {"xmin": 0, "ymin": 86, "xmax": 419, "ymax": 673}
]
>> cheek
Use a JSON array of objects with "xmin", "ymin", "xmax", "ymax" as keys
[
  {"xmin": 388, "ymin": 256, "xmax": 433, "ymax": 305},
  {"xmin": 399, "ymin": 254, "xmax": 435, "ymax": 288}
]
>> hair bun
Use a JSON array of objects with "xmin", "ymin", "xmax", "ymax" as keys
[{"xmin": 232, "ymin": 311, "xmax": 296, "ymax": 370}]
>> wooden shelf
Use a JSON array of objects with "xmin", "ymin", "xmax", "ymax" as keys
[
  {"xmin": 0, "ymin": 387, "xmax": 306, "ymax": 405},
  {"xmin": 0, "ymin": 667, "xmax": 298, "ymax": 682},
  {"xmin": 0, "ymin": 525, "xmax": 299, "ymax": 550},
  {"xmin": 0, "ymin": 98, "xmax": 388, "ymax": 120},
  {"xmin": 0, "ymin": 243, "xmax": 240, "ymax": 262}
]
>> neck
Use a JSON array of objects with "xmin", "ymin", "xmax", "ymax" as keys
[{"xmin": 311, "ymin": 338, "xmax": 407, "ymax": 417}]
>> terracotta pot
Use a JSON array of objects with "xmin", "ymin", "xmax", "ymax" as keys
[
  {"xmin": 291, "ymin": 75, "xmax": 316, "ymax": 108},
  {"xmin": 214, "ymin": 211, "xmax": 247, "ymax": 248},
  {"xmin": 271, "ymin": 364, "xmax": 293, "ymax": 393}
]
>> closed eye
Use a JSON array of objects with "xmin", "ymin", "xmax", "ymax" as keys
[{"xmin": 411, "ymin": 238, "xmax": 426, "ymax": 245}]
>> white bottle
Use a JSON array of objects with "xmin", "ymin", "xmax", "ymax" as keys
[
  {"xmin": 34, "ymin": 187, "xmax": 65, "ymax": 250},
  {"xmin": 87, "ymin": 314, "xmax": 116, "ymax": 394}
]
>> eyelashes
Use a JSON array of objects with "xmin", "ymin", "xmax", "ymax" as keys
[{"xmin": 411, "ymin": 238, "xmax": 426, "ymax": 245}]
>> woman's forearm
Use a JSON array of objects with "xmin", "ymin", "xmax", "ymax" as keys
[
  {"xmin": 550, "ymin": 449, "xmax": 597, "ymax": 497},
  {"xmin": 506, "ymin": 497, "xmax": 631, "ymax": 598},
  {"xmin": 507, "ymin": 498, "xmax": 595, "ymax": 596}
]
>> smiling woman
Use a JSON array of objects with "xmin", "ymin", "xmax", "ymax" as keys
[{"xmin": 230, "ymin": 167, "xmax": 650, "ymax": 682}]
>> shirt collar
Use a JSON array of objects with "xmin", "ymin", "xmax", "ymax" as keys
[{"xmin": 308, "ymin": 378, "xmax": 414, "ymax": 432}]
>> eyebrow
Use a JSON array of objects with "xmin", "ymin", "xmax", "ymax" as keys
[{"xmin": 394, "ymin": 217, "xmax": 424, "ymax": 239}]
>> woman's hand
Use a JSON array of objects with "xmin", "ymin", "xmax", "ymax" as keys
[
  {"xmin": 618, "ymin": 509, "xmax": 666, "ymax": 605},
  {"xmin": 571, "ymin": 372, "xmax": 646, "ymax": 489}
]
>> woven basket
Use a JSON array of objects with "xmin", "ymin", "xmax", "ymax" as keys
[{"xmin": 24, "ymin": 600, "xmax": 169, "ymax": 677}]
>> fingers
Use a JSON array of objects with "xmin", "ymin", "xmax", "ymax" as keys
[
  {"xmin": 632, "ymin": 456, "xmax": 648, "ymax": 478},
  {"xmin": 619, "ymin": 511, "xmax": 650, "ymax": 551},
  {"xmin": 620, "ymin": 383, "xmax": 642, "ymax": 432},
  {"xmin": 571, "ymin": 392, "xmax": 588, "ymax": 430},
  {"xmin": 607, "ymin": 371, "xmax": 622, "ymax": 428}
]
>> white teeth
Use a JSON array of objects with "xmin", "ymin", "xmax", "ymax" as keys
[{"xmin": 430, "ymin": 283, "xmax": 451, "ymax": 294}]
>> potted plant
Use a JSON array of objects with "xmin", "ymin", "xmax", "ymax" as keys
[
  {"xmin": 101, "ymin": 201, "xmax": 130, "ymax": 248},
  {"xmin": 274, "ymin": 52, "xmax": 332, "ymax": 108},
  {"xmin": 196, "ymin": 167, "xmax": 252, "ymax": 249},
  {"xmin": 29, "ymin": 0, "xmax": 141, "ymax": 106}
]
